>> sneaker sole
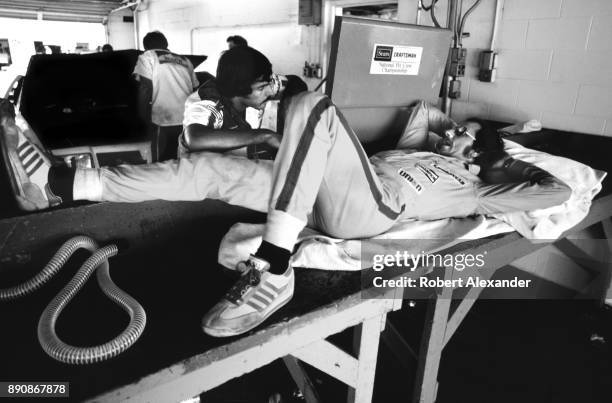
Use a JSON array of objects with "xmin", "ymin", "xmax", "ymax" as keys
[{"xmin": 203, "ymin": 277, "xmax": 294, "ymax": 337}]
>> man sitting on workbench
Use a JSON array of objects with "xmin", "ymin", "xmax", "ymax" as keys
[{"xmin": 1, "ymin": 90, "xmax": 571, "ymax": 337}]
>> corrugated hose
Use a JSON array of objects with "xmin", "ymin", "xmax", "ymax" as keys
[{"xmin": 0, "ymin": 236, "xmax": 146, "ymax": 365}]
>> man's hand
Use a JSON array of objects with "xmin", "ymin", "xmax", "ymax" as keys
[
  {"xmin": 256, "ymin": 130, "xmax": 281, "ymax": 149},
  {"xmin": 136, "ymin": 76, "xmax": 153, "ymax": 124},
  {"xmin": 248, "ymin": 130, "xmax": 282, "ymax": 160}
]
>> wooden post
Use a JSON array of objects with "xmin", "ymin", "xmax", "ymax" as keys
[
  {"xmin": 347, "ymin": 314, "xmax": 385, "ymax": 403},
  {"xmin": 412, "ymin": 268, "xmax": 453, "ymax": 403}
]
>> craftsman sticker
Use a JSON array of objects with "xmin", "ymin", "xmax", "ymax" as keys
[
  {"xmin": 416, "ymin": 163, "xmax": 439, "ymax": 183},
  {"xmin": 370, "ymin": 44, "xmax": 423, "ymax": 75},
  {"xmin": 398, "ymin": 168, "xmax": 423, "ymax": 194}
]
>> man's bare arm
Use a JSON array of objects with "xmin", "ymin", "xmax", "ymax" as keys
[
  {"xmin": 475, "ymin": 158, "xmax": 572, "ymax": 214},
  {"xmin": 397, "ymin": 101, "xmax": 456, "ymax": 150},
  {"xmin": 136, "ymin": 76, "xmax": 153, "ymax": 123},
  {"xmin": 183, "ymin": 124, "xmax": 281, "ymax": 152}
]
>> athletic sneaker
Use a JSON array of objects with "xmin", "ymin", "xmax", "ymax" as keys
[
  {"xmin": 202, "ymin": 255, "xmax": 295, "ymax": 337},
  {"xmin": 0, "ymin": 99, "xmax": 61, "ymax": 211}
]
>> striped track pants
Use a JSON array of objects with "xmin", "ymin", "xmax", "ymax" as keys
[{"xmin": 263, "ymin": 92, "xmax": 405, "ymax": 250}]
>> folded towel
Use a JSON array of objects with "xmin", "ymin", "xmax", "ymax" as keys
[{"xmin": 219, "ymin": 215, "xmax": 514, "ymax": 271}]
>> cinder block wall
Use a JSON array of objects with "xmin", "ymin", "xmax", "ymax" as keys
[{"xmin": 450, "ymin": 0, "xmax": 612, "ymax": 136}]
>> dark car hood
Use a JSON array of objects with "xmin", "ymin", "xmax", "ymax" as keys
[{"xmin": 19, "ymin": 50, "xmax": 206, "ymax": 149}]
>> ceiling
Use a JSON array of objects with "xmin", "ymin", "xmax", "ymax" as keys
[{"xmin": 0, "ymin": 0, "xmax": 125, "ymax": 23}]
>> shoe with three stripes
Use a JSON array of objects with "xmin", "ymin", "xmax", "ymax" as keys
[
  {"xmin": 202, "ymin": 255, "xmax": 294, "ymax": 337},
  {"xmin": 0, "ymin": 98, "xmax": 62, "ymax": 211}
]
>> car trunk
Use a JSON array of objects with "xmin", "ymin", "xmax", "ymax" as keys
[
  {"xmin": 18, "ymin": 50, "xmax": 207, "ymax": 149},
  {"xmin": 19, "ymin": 50, "xmax": 147, "ymax": 148}
]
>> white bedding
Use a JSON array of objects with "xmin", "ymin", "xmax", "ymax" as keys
[
  {"xmin": 218, "ymin": 140, "xmax": 606, "ymax": 271},
  {"xmin": 494, "ymin": 140, "xmax": 606, "ymax": 239}
]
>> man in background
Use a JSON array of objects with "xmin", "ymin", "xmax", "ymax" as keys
[
  {"xmin": 226, "ymin": 35, "xmax": 248, "ymax": 49},
  {"xmin": 133, "ymin": 31, "xmax": 199, "ymax": 161}
]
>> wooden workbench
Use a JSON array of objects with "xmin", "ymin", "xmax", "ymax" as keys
[{"xmin": 0, "ymin": 199, "xmax": 403, "ymax": 402}]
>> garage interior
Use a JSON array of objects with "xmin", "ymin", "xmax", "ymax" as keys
[{"xmin": 1, "ymin": 1, "xmax": 612, "ymax": 403}]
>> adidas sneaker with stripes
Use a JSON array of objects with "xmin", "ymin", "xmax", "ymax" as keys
[
  {"xmin": 245, "ymin": 277, "xmax": 285, "ymax": 312},
  {"xmin": 18, "ymin": 140, "xmax": 46, "ymax": 179},
  {"xmin": 0, "ymin": 99, "xmax": 60, "ymax": 210},
  {"xmin": 202, "ymin": 255, "xmax": 294, "ymax": 337}
]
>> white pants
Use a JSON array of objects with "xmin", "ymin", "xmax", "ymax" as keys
[
  {"xmin": 262, "ymin": 92, "xmax": 405, "ymax": 250},
  {"xmin": 84, "ymin": 152, "xmax": 273, "ymax": 214}
]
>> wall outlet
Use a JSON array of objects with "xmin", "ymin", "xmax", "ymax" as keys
[
  {"xmin": 303, "ymin": 61, "xmax": 322, "ymax": 78},
  {"xmin": 449, "ymin": 47, "xmax": 467, "ymax": 77},
  {"xmin": 449, "ymin": 79, "xmax": 462, "ymax": 99},
  {"xmin": 478, "ymin": 50, "xmax": 497, "ymax": 82}
]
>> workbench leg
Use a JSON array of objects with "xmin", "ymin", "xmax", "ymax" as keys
[
  {"xmin": 600, "ymin": 218, "xmax": 612, "ymax": 306},
  {"xmin": 381, "ymin": 318, "xmax": 418, "ymax": 370},
  {"xmin": 347, "ymin": 314, "xmax": 385, "ymax": 403},
  {"xmin": 412, "ymin": 291, "xmax": 452, "ymax": 403},
  {"xmin": 282, "ymin": 355, "xmax": 322, "ymax": 403}
]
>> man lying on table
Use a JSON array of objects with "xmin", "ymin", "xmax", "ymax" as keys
[{"xmin": 0, "ymin": 91, "xmax": 571, "ymax": 337}]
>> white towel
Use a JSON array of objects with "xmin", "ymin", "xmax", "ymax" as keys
[{"xmin": 219, "ymin": 216, "xmax": 514, "ymax": 271}]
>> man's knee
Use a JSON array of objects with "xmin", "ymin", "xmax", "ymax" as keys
[
  {"xmin": 285, "ymin": 91, "xmax": 330, "ymax": 119},
  {"xmin": 409, "ymin": 100, "xmax": 428, "ymax": 111}
]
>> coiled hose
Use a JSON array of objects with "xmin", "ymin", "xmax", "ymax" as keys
[{"xmin": 0, "ymin": 236, "xmax": 146, "ymax": 364}]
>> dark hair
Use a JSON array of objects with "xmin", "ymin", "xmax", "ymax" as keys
[
  {"xmin": 216, "ymin": 46, "xmax": 272, "ymax": 98},
  {"xmin": 226, "ymin": 35, "xmax": 248, "ymax": 47},
  {"xmin": 143, "ymin": 31, "xmax": 168, "ymax": 50},
  {"xmin": 469, "ymin": 118, "xmax": 506, "ymax": 168},
  {"xmin": 101, "ymin": 44, "xmax": 113, "ymax": 52}
]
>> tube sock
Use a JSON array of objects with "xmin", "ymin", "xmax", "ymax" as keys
[
  {"xmin": 48, "ymin": 166, "xmax": 76, "ymax": 202},
  {"xmin": 73, "ymin": 168, "xmax": 103, "ymax": 201},
  {"xmin": 255, "ymin": 241, "xmax": 291, "ymax": 275}
]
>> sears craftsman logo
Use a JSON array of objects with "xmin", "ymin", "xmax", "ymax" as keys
[
  {"xmin": 370, "ymin": 44, "xmax": 423, "ymax": 75},
  {"xmin": 374, "ymin": 45, "xmax": 393, "ymax": 61}
]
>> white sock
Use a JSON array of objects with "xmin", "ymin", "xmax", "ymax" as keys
[
  {"xmin": 263, "ymin": 210, "xmax": 306, "ymax": 251},
  {"xmin": 73, "ymin": 168, "xmax": 103, "ymax": 201}
]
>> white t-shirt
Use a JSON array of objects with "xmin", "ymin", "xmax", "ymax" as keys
[{"xmin": 133, "ymin": 49, "xmax": 199, "ymax": 126}]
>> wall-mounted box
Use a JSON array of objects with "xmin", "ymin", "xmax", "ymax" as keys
[{"xmin": 298, "ymin": 0, "xmax": 322, "ymax": 26}]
